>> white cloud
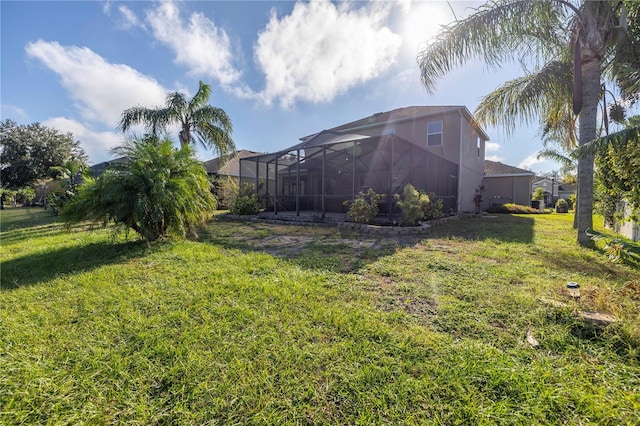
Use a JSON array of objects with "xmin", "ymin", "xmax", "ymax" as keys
[
  {"xmin": 103, "ymin": 1, "xmax": 144, "ymax": 30},
  {"xmin": 102, "ymin": 1, "xmax": 112, "ymax": 15},
  {"xmin": 486, "ymin": 155, "xmax": 505, "ymax": 162},
  {"xmin": 1, "ymin": 104, "xmax": 28, "ymax": 121},
  {"xmin": 485, "ymin": 141, "xmax": 501, "ymax": 152},
  {"xmin": 43, "ymin": 117, "xmax": 123, "ymax": 164},
  {"xmin": 254, "ymin": 0, "xmax": 401, "ymax": 108},
  {"xmin": 117, "ymin": 5, "xmax": 145, "ymax": 30},
  {"xmin": 518, "ymin": 153, "xmax": 545, "ymax": 171},
  {"xmin": 146, "ymin": 1, "xmax": 240, "ymax": 85},
  {"xmin": 25, "ymin": 40, "xmax": 167, "ymax": 128}
]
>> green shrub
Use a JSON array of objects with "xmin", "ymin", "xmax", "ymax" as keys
[
  {"xmin": 344, "ymin": 188, "xmax": 385, "ymax": 224},
  {"xmin": 213, "ymin": 176, "xmax": 239, "ymax": 210},
  {"xmin": 532, "ymin": 187, "xmax": 545, "ymax": 201},
  {"xmin": 229, "ymin": 182, "xmax": 261, "ymax": 215},
  {"xmin": 395, "ymin": 184, "xmax": 423, "ymax": 225},
  {"xmin": 420, "ymin": 192, "xmax": 444, "ymax": 220},
  {"xmin": 15, "ymin": 187, "xmax": 35, "ymax": 204},
  {"xmin": 1, "ymin": 189, "xmax": 16, "ymax": 207},
  {"xmin": 556, "ymin": 198, "xmax": 568, "ymax": 208},
  {"xmin": 486, "ymin": 203, "xmax": 545, "ymax": 214}
]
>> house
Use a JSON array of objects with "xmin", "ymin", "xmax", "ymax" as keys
[
  {"xmin": 89, "ymin": 156, "xmax": 129, "ymax": 177},
  {"xmin": 203, "ymin": 150, "xmax": 264, "ymax": 181},
  {"xmin": 532, "ymin": 177, "xmax": 576, "ymax": 207},
  {"xmin": 239, "ymin": 106, "xmax": 489, "ymax": 217},
  {"xmin": 482, "ymin": 160, "xmax": 535, "ymax": 209}
]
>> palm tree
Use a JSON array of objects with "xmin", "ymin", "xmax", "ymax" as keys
[
  {"xmin": 417, "ymin": 0, "xmax": 632, "ymax": 246},
  {"xmin": 118, "ymin": 81, "xmax": 235, "ymax": 158}
]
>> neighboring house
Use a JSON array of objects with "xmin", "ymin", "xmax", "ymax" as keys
[
  {"xmin": 89, "ymin": 156, "xmax": 129, "ymax": 177},
  {"xmin": 239, "ymin": 106, "xmax": 489, "ymax": 216},
  {"xmin": 532, "ymin": 177, "xmax": 576, "ymax": 207},
  {"xmin": 482, "ymin": 160, "xmax": 535, "ymax": 209},
  {"xmin": 557, "ymin": 182, "xmax": 576, "ymax": 202},
  {"xmin": 203, "ymin": 150, "xmax": 264, "ymax": 180}
]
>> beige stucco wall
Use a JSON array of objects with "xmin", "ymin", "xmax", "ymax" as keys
[
  {"xmin": 457, "ymin": 116, "xmax": 485, "ymax": 212},
  {"xmin": 483, "ymin": 176, "xmax": 533, "ymax": 209}
]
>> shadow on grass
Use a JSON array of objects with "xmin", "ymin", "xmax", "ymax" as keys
[
  {"xmin": 427, "ymin": 214, "xmax": 535, "ymax": 243},
  {"xmin": 0, "ymin": 207, "xmax": 56, "ymax": 231},
  {"xmin": 199, "ymin": 214, "xmax": 536, "ymax": 273},
  {"xmin": 0, "ymin": 222, "xmax": 68, "ymax": 245},
  {"xmin": 1, "ymin": 240, "xmax": 148, "ymax": 291},
  {"xmin": 569, "ymin": 321, "xmax": 640, "ymax": 361}
]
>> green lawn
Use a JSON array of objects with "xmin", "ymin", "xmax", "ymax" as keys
[{"xmin": 1, "ymin": 207, "xmax": 639, "ymax": 425}]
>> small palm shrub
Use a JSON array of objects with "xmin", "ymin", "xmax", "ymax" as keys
[
  {"xmin": 344, "ymin": 188, "xmax": 385, "ymax": 224},
  {"xmin": 63, "ymin": 136, "xmax": 216, "ymax": 242},
  {"xmin": 395, "ymin": 184, "xmax": 423, "ymax": 225},
  {"xmin": 229, "ymin": 182, "xmax": 261, "ymax": 215}
]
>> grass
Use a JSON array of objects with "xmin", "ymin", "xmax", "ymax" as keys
[{"xmin": 1, "ymin": 207, "xmax": 639, "ymax": 424}]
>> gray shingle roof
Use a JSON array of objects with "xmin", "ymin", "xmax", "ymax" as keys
[
  {"xmin": 484, "ymin": 160, "xmax": 535, "ymax": 176},
  {"xmin": 203, "ymin": 150, "xmax": 264, "ymax": 177}
]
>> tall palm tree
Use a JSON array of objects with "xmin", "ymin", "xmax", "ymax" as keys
[
  {"xmin": 417, "ymin": 0, "xmax": 631, "ymax": 246},
  {"xmin": 118, "ymin": 81, "xmax": 235, "ymax": 158}
]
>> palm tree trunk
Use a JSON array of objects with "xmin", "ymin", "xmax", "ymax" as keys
[
  {"xmin": 179, "ymin": 129, "xmax": 190, "ymax": 149},
  {"xmin": 576, "ymin": 58, "xmax": 599, "ymax": 246}
]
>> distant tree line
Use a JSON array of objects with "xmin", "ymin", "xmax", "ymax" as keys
[{"xmin": 0, "ymin": 119, "xmax": 87, "ymax": 189}]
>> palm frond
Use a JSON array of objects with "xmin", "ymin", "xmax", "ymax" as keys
[
  {"xmin": 189, "ymin": 81, "xmax": 212, "ymax": 111},
  {"xmin": 118, "ymin": 106, "xmax": 171, "ymax": 135},
  {"xmin": 577, "ymin": 125, "xmax": 640, "ymax": 158},
  {"xmin": 194, "ymin": 121, "xmax": 236, "ymax": 158},
  {"xmin": 537, "ymin": 148, "xmax": 576, "ymax": 167},
  {"xmin": 191, "ymin": 105, "xmax": 235, "ymax": 155},
  {"xmin": 165, "ymin": 91, "xmax": 188, "ymax": 121},
  {"xmin": 474, "ymin": 59, "xmax": 573, "ymax": 134},
  {"xmin": 417, "ymin": 0, "xmax": 569, "ymax": 94}
]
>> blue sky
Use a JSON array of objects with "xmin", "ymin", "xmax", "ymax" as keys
[{"xmin": 2, "ymin": 0, "xmax": 562, "ymax": 172}]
